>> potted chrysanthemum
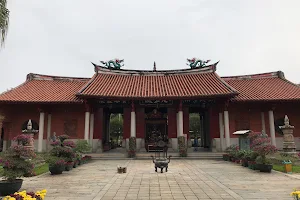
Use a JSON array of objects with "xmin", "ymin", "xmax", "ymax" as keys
[
  {"xmin": 252, "ymin": 135, "xmax": 277, "ymax": 172},
  {"xmin": 46, "ymin": 156, "xmax": 66, "ymax": 175},
  {"xmin": 0, "ymin": 135, "xmax": 36, "ymax": 196}
]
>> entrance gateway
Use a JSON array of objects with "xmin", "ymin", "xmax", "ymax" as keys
[
  {"xmin": 97, "ymin": 99, "xmax": 213, "ymax": 152},
  {"xmin": 77, "ymin": 59, "xmax": 234, "ymax": 153}
]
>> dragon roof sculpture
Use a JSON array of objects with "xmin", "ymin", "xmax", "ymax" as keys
[
  {"xmin": 187, "ymin": 58, "xmax": 211, "ymax": 69},
  {"xmin": 100, "ymin": 59, "xmax": 124, "ymax": 69}
]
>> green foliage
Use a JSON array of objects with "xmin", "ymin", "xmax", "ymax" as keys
[
  {"xmin": 189, "ymin": 113, "xmax": 200, "ymax": 138},
  {"xmin": 225, "ymin": 144, "xmax": 239, "ymax": 158},
  {"xmin": 273, "ymin": 164, "xmax": 300, "ymax": 173},
  {"xmin": 1, "ymin": 147, "xmax": 35, "ymax": 181},
  {"xmin": 128, "ymin": 137, "xmax": 136, "ymax": 158},
  {"xmin": 255, "ymin": 155, "xmax": 271, "ymax": 165},
  {"xmin": 0, "ymin": 0, "xmax": 9, "ymax": 46},
  {"xmin": 0, "ymin": 134, "xmax": 36, "ymax": 181},
  {"xmin": 50, "ymin": 146, "xmax": 75, "ymax": 162},
  {"xmin": 110, "ymin": 114, "xmax": 123, "ymax": 139},
  {"xmin": 74, "ymin": 140, "xmax": 92, "ymax": 153},
  {"xmin": 280, "ymin": 153, "xmax": 299, "ymax": 163},
  {"xmin": 33, "ymin": 163, "xmax": 49, "ymax": 176},
  {"xmin": 2, "ymin": 157, "xmax": 34, "ymax": 181},
  {"xmin": 45, "ymin": 155, "xmax": 65, "ymax": 168},
  {"xmin": 178, "ymin": 136, "xmax": 187, "ymax": 157},
  {"xmin": 249, "ymin": 132, "xmax": 277, "ymax": 164},
  {"xmin": 57, "ymin": 134, "xmax": 70, "ymax": 143},
  {"xmin": 46, "ymin": 134, "xmax": 77, "ymax": 168},
  {"xmin": 237, "ymin": 150, "xmax": 253, "ymax": 160},
  {"xmin": 268, "ymin": 152, "xmax": 299, "ymax": 165}
]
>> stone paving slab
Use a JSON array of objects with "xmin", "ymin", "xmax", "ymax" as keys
[{"xmin": 20, "ymin": 160, "xmax": 299, "ymax": 199}]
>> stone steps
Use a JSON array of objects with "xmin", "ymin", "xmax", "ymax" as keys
[{"xmin": 89, "ymin": 152, "xmax": 224, "ymax": 160}]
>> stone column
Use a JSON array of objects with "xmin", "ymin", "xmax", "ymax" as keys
[
  {"xmin": 107, "ymin": 113, "xmax": 111, "ymax": 141},
  {"xmin": 46, "ymin": 114, "xmax": 51, "ymax": 151},
  {"xmin": 177, "ymin": 101, "xmax": 184, "ymax": 137},
  {"xmin": 268, "ymin": 110, "xmax": 276, "ymax": 146},
  {"xmin": 219, "ymin": 112, "xmax": 225, "ymax": 151},
  {"xmin": 89, "ymin": 113, "xmax": 94, "ymax": 147},
  {"xmin": 261, "ymin": 112, "xmax": 266, "ymax": 134},
  {"xmin": 38, "ymin": 112, "xmax": 45, "ymax": 152},
  {"xmin": 280, "ymin": 115, "xmax": 296, "ymax": 154},
  {"xmin": 176, "ymin": 112, "xmax": 179, "ymax": 136},
  {"xmin": 130, "ymin": 102, "xmax": 136, "ymax": 137},
  {"xmin": 224, "ymin": 110, "xmax": 230, "ymax": 148},
  {"xmin": 84, "ymin": 111, "xmax": 90, "ymax": 141},
  {"xmin": 200, "ymin": 114, "xmax": 204, "ymax": 147}
]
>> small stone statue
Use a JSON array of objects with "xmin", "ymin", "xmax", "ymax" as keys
[
  {"xmin": 280, "ymin": 115, "xmax": 294, "ymax": 129},
  {"xmin": 284, "ymin": 115, "xmax": 289, "ymax": 126},
  {"xmin": 280, "ymin": 115, "xmax": 296, "ymax": 154},
  {"xmin": 23, "ymin": 119, "xmax": 35, "ymax": 150},
  {"xmin": 27, "ymin": 119, "xmax": 33, "ymax": 130},
  {"xmin": 50, "ymin": 132, "xmax": 57, "ymax": 142}
]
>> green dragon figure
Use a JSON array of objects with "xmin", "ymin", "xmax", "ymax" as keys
[
  {"xmin": 100, "ymin": 59, "xmax": 124, "ymax": 69},
  {"xmin": 187, "ymin": 58, "xmax": 211, "ymax": 69}
]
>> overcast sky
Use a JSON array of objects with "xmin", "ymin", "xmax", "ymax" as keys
[{"xmin": 0, "ymin": 0, "xmax": 299, "ymax": 92}]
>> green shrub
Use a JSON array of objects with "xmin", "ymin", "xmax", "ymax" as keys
[
  {"xmin": 74, "ymin": 140, "xmax": 92, "ymax": 153},
  {"xmin": 178, "ymin": 136, "xmax": 187, "ymax": 157},
  {"xmin": 0, "ymin": 135, "xmax": 36, "ymax": 181},
  {"xmin": 128, "ymin": 137, "xmax": 136, "ymax": 158},
  {"xmin": 225, "ymin": 144, "xmax": 239, "ymax": 158}
]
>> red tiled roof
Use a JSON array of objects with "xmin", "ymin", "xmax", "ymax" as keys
[
  {"xmin": 78, "ymin": 64, "xmax": 238, "ymax": 99},
  {"xmin": 223, "ymin": 71, "xmax": 300, "ymax": 101},
  {"xmin": 0, "ymin": 74, "xmax": 89, "ymax": 103}
]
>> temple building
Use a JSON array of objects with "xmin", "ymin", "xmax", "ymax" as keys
[{"xmin": 0, "ymin": 60, "xmax": 300, "ymax": 153}]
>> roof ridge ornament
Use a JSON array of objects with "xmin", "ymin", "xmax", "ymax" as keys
[
  {"xmin": 99, "ymin": 59, "xmax": 124, "ymax": 69},
  {"xmin": 187, "ymin": 58, "xmax": 211, "ymax": 69},
  {"xmin": 153, "ymin": 62, "xmax": 156, "ymax": 71}
]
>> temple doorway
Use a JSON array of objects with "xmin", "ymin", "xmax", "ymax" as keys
[
  {"xmin": 103, "ymin": 107, "xmax": 124, "ymax": 152},
  {"xmin": 189, "ymin": 109, "xmax": 210, "ymax": 150},
  {"xmin": 144, "ymin": 108, "xmax": 168, "ymax": 152}
]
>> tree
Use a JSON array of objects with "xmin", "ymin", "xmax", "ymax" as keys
[
  {"xmin": 109, "ymin": 114, "xmax": 123, "ymax": 140},
  {"xmin": 0, "ymin": 0, "xmax": 9, "ymax": 47},
  {"xmin": 189, "ymin": 113, "xmax": 200, "ymax": 138}
]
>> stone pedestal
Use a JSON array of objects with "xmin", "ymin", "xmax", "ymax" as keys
[
  {"xmin": 25, "ymin": 133, "xmax": 35, "ymax": 151},
  {"xmin": 22, "ymin": 119, "xmax": 38, "ymax": 151},
  {"xmin": 280, "ymin": 115, "xmax": 296, "ymax": 154}
]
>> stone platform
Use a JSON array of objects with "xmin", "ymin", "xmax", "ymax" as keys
[{"xmin": 20, "ymin": 159, "xmax": 299, "ymax": 200}]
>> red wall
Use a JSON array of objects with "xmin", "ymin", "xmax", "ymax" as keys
[
  {"xmin": 228, "ymin": 102, "xmax": 300, "ymax": 138},
  {"xmin": 168, "ymin": 107, "xmax": 177, "ymax": 138},
  {"xmin": 273, "ymin": 103, "xmax": 300, "ymax": 137},
  {"xmin": 2, "ymin": 104, "xmax": 86, "ymax": 140},
  {"xmin": 228, "ymin": 104, "xmax": 262, "ymax": 138},
  {"xmin": 210, "ymin": 107, "xmax": 219, "ymax": 139},
  {"xmin": 123, "ymin": 107, "xmax": 130, "ymax": 139},
  {"xmin": 50, "ymin": 105, "xmax": 85, "ymax": 139},
  {"xmin": 93, "ymin": 108, "xmax": 103, "ymax": 139},
  {"xmin": 183, "ymin": 107, "xmax": 189, "ymax": 138},
  {"xmin": 3, "ymin": 102, "xmax": 300, "ymax": 142},
  {"xmin": 3, "ymin": 105, "xmax": 41, "ymax": 140}
]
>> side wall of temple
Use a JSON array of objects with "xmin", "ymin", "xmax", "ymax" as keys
[{"xmin": 1, "ymin": 102, "xmax": 300, "ymax": 152}]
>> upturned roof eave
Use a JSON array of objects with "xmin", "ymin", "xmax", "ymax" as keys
[{"xmin": 76, "ymin": 92, "xmax": 238, "ymax": 101}]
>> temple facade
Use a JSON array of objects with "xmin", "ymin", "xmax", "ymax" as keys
[{"xmin": 0, "ymin": 61, "xmax": 300, "ymax": 153}]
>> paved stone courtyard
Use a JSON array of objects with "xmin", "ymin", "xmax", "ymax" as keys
[{"xmin": 21, "ymin": 159, "xmax": 299, "ymax": 200}]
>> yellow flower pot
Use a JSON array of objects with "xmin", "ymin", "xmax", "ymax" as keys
[
  {"xmin": 285, "ymin": 163, "xmax": 292, "ymax": 174},
  {"xmin": 283, "ymin": 160, "xmax": 292, "ymax": 174}
]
